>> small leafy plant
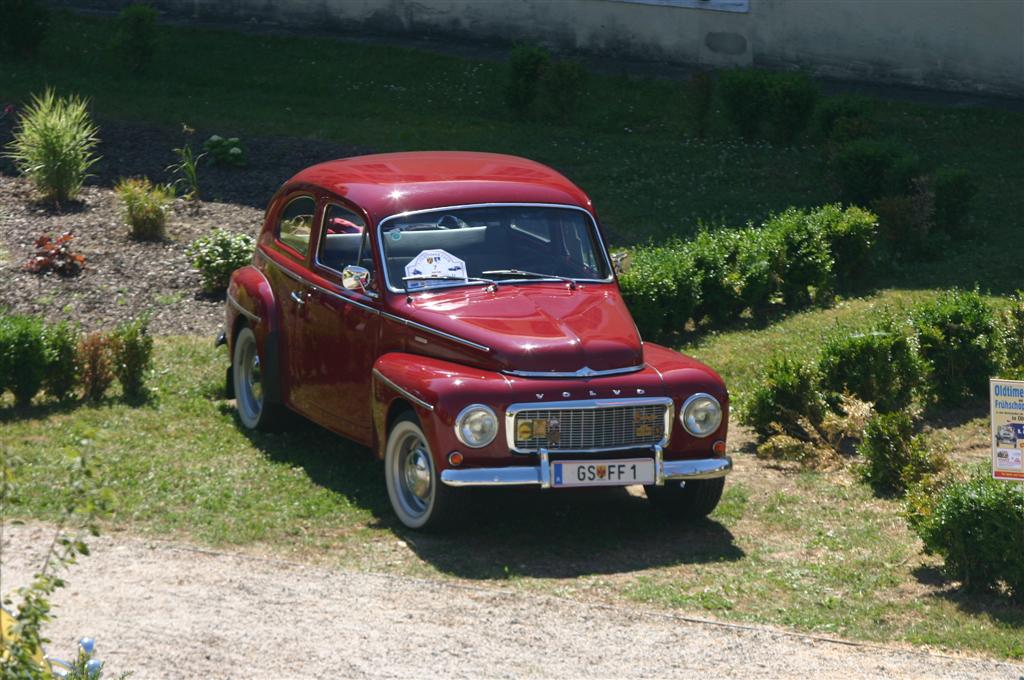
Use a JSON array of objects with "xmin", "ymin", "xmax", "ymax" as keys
[
  {"xmin": 186, "ymin": 228, "xmax": 255, "ymax": 293},
  {"xmin": 718, "ymin": 68, "xmax": 771, "ymax": 141},
  {"xmin": 78, "ymin": 332, "xmax": 114, "ymax": 402},
  {"xmin": 505, "ymin": 45, "xmax": 550, "ymax": 120},
  {"xmin": 765, "ymin": 72, "xmax": 818, "ymax": 144},
  {"xmin": 115, "ymin": 176, "xmax": 175, "ymax": 240},
  {"xmin": 203, "ymin": 134, "xmax": 247, "ymax": 167},
  {"xmin": 109, "ymin": 314, "xmax": 154, "ymax": 401},
  {"xmin": 818, "ymin": 323, "xmax": 925, "ymax": 413},
  {"xmin": 22, "ymin": 231, "xmax": 86, "ymax": 276},
  {"xmin": 617, "ymin": 243, "xmax": 698, "ymax": 341},
  {"xmin": 931, "ymin": 167, "xmax": 978, "ymax": 235},
  {"xmin": 685, "ymin": 71, "xmax": 714, "ymax": 139},
  {"xmin": 5, "ymin": 89, "xmax": 100, "ymax": 203},
  {"xmin": 832, "ymin": 138, "xmax": 919, "ymax": 205},
  {"xmin": 856, "ymin": 412, "xmax": 944, "ymax": 497},
  {"xmin": 167, "ymin": 142, "xmax": 205, "ymax": 200},
  {"xmin": 114, "ymin": 3, "xmax": 158, "ymax": 72}
]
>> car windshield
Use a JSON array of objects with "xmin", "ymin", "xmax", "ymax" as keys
[{"xmin": 379, "ymin": 206, "xmax": 611, "ymax": 292}]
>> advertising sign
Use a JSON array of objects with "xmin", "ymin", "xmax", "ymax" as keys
[{"xmin": 989, "ymin": 378, "xmax": 1024, "ymax": 482}]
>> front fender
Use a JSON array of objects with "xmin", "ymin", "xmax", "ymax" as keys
[
  {"xmin": 371, "ymin": 353, "xmax": 513, "ymax": 462},
  {"xmin": 226, "ymin": 265, "xmax": 282, "ymax": 403}
]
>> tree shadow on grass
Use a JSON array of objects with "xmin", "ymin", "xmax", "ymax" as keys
[
  {"xmin": 222, "ymin": 404, "xmax": 744, "ymax": 579},
  {"xmin": 912, "ymin": 565, "xmax": 1024, "ymax": 628}
]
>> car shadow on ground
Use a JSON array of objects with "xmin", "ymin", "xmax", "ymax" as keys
[{"xmin": 231, "ymin": 412, "xmax": 744, "ymax": 579}]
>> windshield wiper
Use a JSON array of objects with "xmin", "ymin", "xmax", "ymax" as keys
[
  {"xmin": 402, "ymin": 274, "xmax": 498, "ymax": 290},
  {"xmin": 482, "ymin": 269, "xmax": 577, "ymax": 290}
]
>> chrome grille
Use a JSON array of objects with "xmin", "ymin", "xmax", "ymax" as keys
[{"xmin": 509, "ymin": 399, "xmax": 671, "ymax": 452}]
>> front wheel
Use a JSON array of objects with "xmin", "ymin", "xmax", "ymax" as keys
[
  {"xmin": 645, "ymin": 477, "xmax": 725, "ymax": 519},
  {"xmin": 385, "ymin": 413, "xmax": 459, "ymax": 531}
]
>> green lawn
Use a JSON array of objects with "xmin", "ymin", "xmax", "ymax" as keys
[{"xmin": 2, "ymin": 337, "xmax": 1021, "ymax": 660}]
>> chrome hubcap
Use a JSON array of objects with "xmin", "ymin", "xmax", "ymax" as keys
[
  {"xmin": 236, "ymin": 335, "xmax": 263, "ymax": 424},
  {"xmin": 394, "ymin": 434, "xmax": 433, "ymax": 517}
]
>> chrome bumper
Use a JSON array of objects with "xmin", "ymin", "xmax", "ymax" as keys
[{"xmin": 439, "ymin": 446, "xmax": 732, "ymax": 489}]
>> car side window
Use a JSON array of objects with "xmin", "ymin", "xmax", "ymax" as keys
[
  {"xmin": 277, "ymin": 195, "xmax": 316, "ymax": 258},
  {"xmin": 318, "ymin": 203, "xmax": 368, "ymax": 275}
]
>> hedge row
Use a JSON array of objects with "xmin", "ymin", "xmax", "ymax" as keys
[
  {"xmin": 0, "ymin": 312, "xmax": 154, "ymax": 406},
  {"xmin": 743, "ymin": 288, "xmax": 1012, "ymax": 441},
  {"xmin": 619, "ymin": 204, "xmax": 877, "ymax": 340}
]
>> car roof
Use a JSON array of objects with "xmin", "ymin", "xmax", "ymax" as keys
[{"xmin": 285, "ymin": 151, "xmax": 593, "ymax": 221}]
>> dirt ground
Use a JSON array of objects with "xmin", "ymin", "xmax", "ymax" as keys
[{"xmin": 2, "ymin": 523, "xmax": 1021, "ymax": 680}]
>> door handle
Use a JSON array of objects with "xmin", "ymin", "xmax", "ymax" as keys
[{"xmin": 290, "ymin": 290, "xmax": 307, "ymax": 305}]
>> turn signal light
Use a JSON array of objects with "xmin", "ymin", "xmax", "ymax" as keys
[
  {"xmin": 712, "ymin": 440, "xmax": 727, "ymax": 456},
  {"xmin": 448, "ymin": 452, "xmax": 464, "ymax": 466}
]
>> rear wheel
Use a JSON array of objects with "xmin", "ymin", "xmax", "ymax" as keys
[
  {"xmin": 645, "ymin": 477, "xmax": 725, "ymax": 519},
  {"xmin": 232, "ymin": 326, "xmax": 282, "ymax": 430},
  {"xmin": 385, "ymin": 412, "xmax": 459, "ymax": 531}
]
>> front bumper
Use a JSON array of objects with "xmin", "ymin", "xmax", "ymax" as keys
[{"xmin": 439, "ymin": 446, "xmax": 732, "ymax": 488}]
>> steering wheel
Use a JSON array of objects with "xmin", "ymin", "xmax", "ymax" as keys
[{"xmin": 436, "ymin": 214, "xmax": 468, "ymax": 230}]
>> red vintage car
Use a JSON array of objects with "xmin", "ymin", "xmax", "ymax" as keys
[{"xmin": 219, "ymin": 151, "xmax": 731, "ymax": 530}]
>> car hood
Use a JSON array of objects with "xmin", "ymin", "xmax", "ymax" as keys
[{"xmin": 403, "ymin": 283, "xmax": 643, "ymax": 374}]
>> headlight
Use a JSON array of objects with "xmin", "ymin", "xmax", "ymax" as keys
[
  {"xmin": 680, "ymin": 393, "xmax": 722, "ymax": 437},
  {"xmin": 454, "ymin": 404, "xmax": 499, "ymax": 448}
]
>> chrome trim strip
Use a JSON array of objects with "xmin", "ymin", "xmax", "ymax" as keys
[
  {"xmin": 374, "ymin": 202, "xmax": 615, "ymax": 294},
  {"xmin": 226, "ymin": 292, "xmax": 260, "ymax": 324},
  {"xmin": 371, "ymin": 368, "xmax": 434, "ymax": 412},
  {"xmin": 380, "ymin": 311, "xmax": 491, "ymax": 353},
  {"xmin": 503, "ymin": 364, "xmax": 645, "ymax": 379},
  {"xmin": 440, "ymin": 455, "xmax": 732, "ymax": 488},
  {"xmin": 679, "ymin": 392, "xmax": 722, "ymax": 438},
  {"xmin": 504, "ymin": 396, "xmax": 674, "ymax": 453},
  {"xmin": 654, "ymin": 444, "xmax": 665, "ymax": 486},
  {"xmin": 539, "ymin": 448, "xmax": 551, "ymax": 489},
  {"xmin": 264, "ymin": 253, "xmax": 380, "ymax": 316}
]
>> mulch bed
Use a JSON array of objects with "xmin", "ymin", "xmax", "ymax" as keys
[{"xmin": 0, "ymin": 117, "xmax": 367, "ymax": 335}]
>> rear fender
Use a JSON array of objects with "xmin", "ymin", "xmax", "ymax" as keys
[{"xmin": 226, "ymin": 265, "xmax": 282, "ymax": 403}]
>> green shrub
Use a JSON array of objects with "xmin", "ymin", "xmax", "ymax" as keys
[
  {"xmin": 203, "ymin": 134, "xmax": 247, "ymax": 167},
  {"xmin": 4, "ymin": 89, "xmax": 101, "ymax": 203},
  {"xmin": 832, "ymin": 138, "xmax": 920, "ymax": 205},
  {"xmin": 186, "ymin": 229, "xmax": 255, "ymax": 293},
  {"xmin": 618, "ymin": 244, "xmax": 698, "ymax": 340},
  {"xmin": 742, "ymin": 357, "xmax": 825, "ymax": 439},
  {"xmin": 731, "ymin": 225, "xmax": 787, "ymax": 316},
  {"xmin": 719, "ymin": 68, "xmax": 771, "ymax": 141},
  {"xmin": 870, "ymin": 179, "xmax": 935, "ymax": 255},
  {"xmin": 0, "ymin": 314, "xmax": 47, "ymax": 407},
  {"xmin": 110, "ymin": 315, "xmax": 153, "ymax": 401},
  {"xmin": 765, "ymin": 208, "xmax": 834, "ymax": 307},
  {"xmin": 42, "ymin": 320, "xmax": 79, "ymax": 401},
  {"xmin": 1002, "ymin": 291, "xmax": 1024, "ymax": 370},
  {"xmin": 78, "ymin": 332, "xmax": 113, "ymax": 402},
  {"xmin": 932, "ymin": 167, "xmax": 978, "ymax": 235},
  {"xmin": 814, "ymin": 95, "xmax": 874, "ymax": 144},
  {"xmin": 766, "ymin": 72, "xmax": 818, "ymax": 144},
  {"xmin": 908, "ymin": 471, "xmax": 1024, "ymax": 596},
  {"xmin": 685, "ymin": 71, "xmax": 714, "ymax": 139},
  {"xmin": 857, "ymin": 412, "xmax": 944, "ymax": 497},
  {"xmin": 541, "ymin": 59, "xmax": 588, "ymax": 123},
  {"xmin": 687, "ymin": 229, "xmax": 743, "ymax": 324},
  {"xmin": 0, "ymin": 0, "xmax": 49, "ymax": 58},
  {"xmin": 805, "ymin": 204, "xmax": 876, "ymax": 285},
  {"xmin": 819, "ymin": 324, "xmax": 924, "ymax": 413},
  {"xmin": 114, "ymin": 3, "xmax": 158, "ymax": 72},
  {"xmin": 504, "ymin": 45, "xmax": 550, "ymax": 120},
  {"xmin": 115, "ymin": 177, "xmax": 175, "ymax": 241},
  {"xmin": 913, "ymin": 289, "xmax": 1005, "ymax": 406}
]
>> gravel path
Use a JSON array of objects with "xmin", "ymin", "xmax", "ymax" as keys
[{"xmin": 3, "ymin": 524, "xmax": 1021, "ymax": 679}]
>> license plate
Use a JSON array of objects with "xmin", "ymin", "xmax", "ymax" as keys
[{"xmin": 552, "ymin": 459, "xmax": 655, "ymax": 488}]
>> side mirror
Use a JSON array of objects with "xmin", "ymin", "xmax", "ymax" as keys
[{"xmin": 342, "ymin": 265, "xmax": 371, "ymax": 291}]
